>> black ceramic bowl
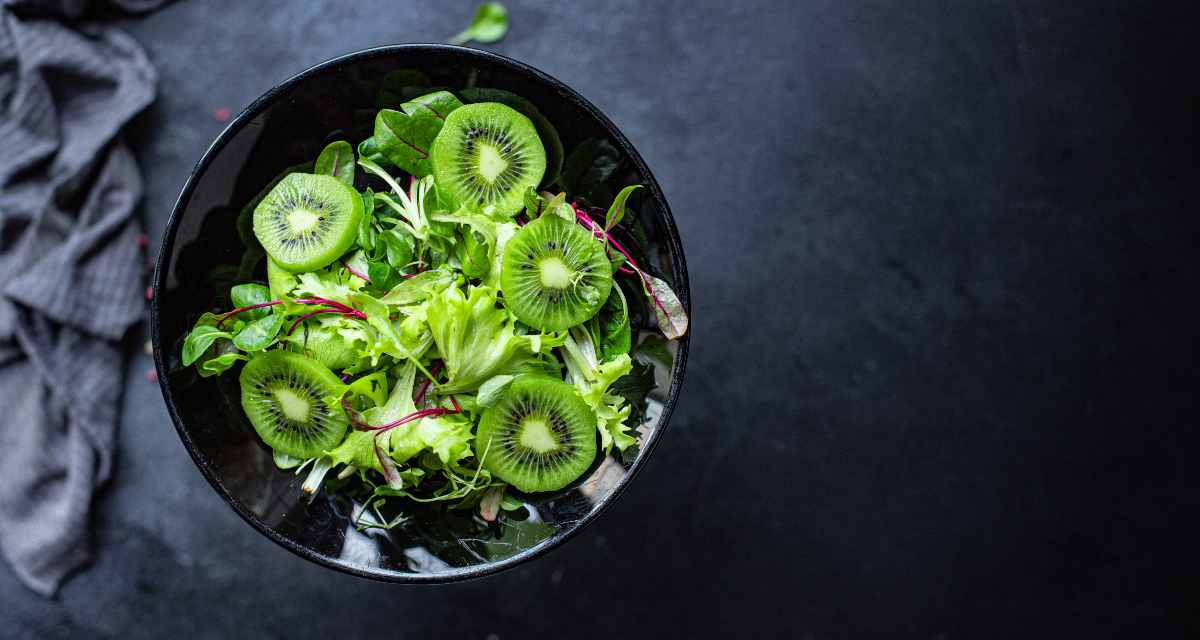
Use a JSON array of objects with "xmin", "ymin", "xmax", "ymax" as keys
[{"xmin": 152, "ymin": 44, "xmax": 689, "ymax": 582}]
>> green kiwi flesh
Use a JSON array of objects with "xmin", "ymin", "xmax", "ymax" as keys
[
  {"xmin": 252, "ymin": 173, "xmax": 363, "ymax": 272},
  {"xmin": 430, "ymin": 102, "xmax": 546, "ymax": 216},
  {"xmin": 239, "ymin": 350, "xmax": 349, "ymax": 458},
  {"xmin": 500, "ymin": 214, "xmax": 613, "ymax": 331},
  {"xmin": 474, "ymin": 376, "xmax": 597, "ymax": 493}
]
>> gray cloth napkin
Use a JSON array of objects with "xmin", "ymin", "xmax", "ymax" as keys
[{"xmin": 0, "ymin": 0, "xmax": 164, "ymax": 596}]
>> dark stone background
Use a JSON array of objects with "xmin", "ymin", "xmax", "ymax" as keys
[{"xmin": 2, "ymin": 0, "xmax": 1195, "ymax": 637}]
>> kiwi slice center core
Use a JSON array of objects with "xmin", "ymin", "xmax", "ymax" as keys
[
  {"xmin": 477, "ymin": 143, "xmax": 509, "ymax": 182},
  {"xmin": 273, "ymin": 387, "xmax": 312, "ymax": 422},
  {"xmin": 518, "ymin": 416, "xmax": 558, "ymax": 453},
  {"xmin": 538, "ymin": 256, "xmax": 573, "ymax": 289},
  {"xmin": 286, "ymin": 207, "xmax": 322, "ymax": 234}
]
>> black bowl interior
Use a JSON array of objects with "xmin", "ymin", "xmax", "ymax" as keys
[{"xmin": 152, "ymin": 45, "xmax": 689, "ymax": 582}]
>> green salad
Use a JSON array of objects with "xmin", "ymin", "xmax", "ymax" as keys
[{"xmin": 180, "ymin": 89, "xmax": 687, "ymax": 524}]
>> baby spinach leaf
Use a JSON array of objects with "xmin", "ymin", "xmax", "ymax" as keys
[
  {"xmin": 460, "ymin": 87, "xmax": 563, "ymax": 185},
  {"xmin": 594, "ymin": 285, "xmax": 631, "ymax": 362},
  {"xmin": 404, "ymin": 91, "xmax": 463, "ymax": 123},
  {"xmin": 199, "ymin": 352, "xmax": 247, "ymax": 377},
  {"xmin": 315, "ymin": 140, "xmax": 355, "ymax": 185},
  {"xmin": 358, "ymin": 189, "xmax": 378, "ymax": 252},
  {"xmin": 367, "ymin": 261, "xmax": 400, "ymax": 292},
  {"xmin": 230, "ymin": 283, "xmax": 272, "ymax": 320},
  {"xmin": 456, "ymin": 229, "xmax": 491, "ymax": 279},
  {"xmin": 232, "ymin": 313, "xmax": 284, "ymax": 352},
  {"xmin": 449, "ymin": 2, "xmax": 508, "ymax": 45},
  {"xmin": 604, "ymin": 185, "xmax": 641, "ymax": 234},
  {"xmin": 182, "ymin": 324, "xmax": 231, "ymax": 366},
  {"xmin": 357, "ymin": 137, "xmax": 388, "ymax": 166},
  {"xmin": 373, "ymin": 91, "xmax": 464, "ymax": 177},
  {"xmin": 635, "ymin": 334, "xmax": 674, "ymax": 369},
  {"xmin": 560, "ymin": 138, "xmax": 620, "ymax": 204},
  {"xmin": 609, "ymin": 358, "xmax": 655, "ymax": 426},
  {"xmin": 380, "ymin": 229, "xmax": 415, "ymax": 270},
  {"xmin": 375, "ymin": 69, "xmax": 432, "ymax": 109}
]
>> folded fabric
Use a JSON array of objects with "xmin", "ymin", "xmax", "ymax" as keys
[{"xmin": 0, "ymin": 0, "xmax": 167, "ymax": 596}]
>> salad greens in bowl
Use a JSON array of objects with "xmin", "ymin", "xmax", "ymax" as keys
[{"xmin": 152, "ymin": 45, "xmax": 689, "ymax": 581}]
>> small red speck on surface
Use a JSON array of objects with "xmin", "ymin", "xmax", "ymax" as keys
[
  {"xmin": 145, "ymin": 369, "xmax": 158, "ymax": 383},
  {"xmin": 144, "ymin": 286, "xmax": 153, "ymax": 301},
  {"xmin": 136, "ymin": 232, "xmax": 148, "ymax": 249},
  {"xmin": 213, "ymin": 107, "xmax": 231, "ymax": 122}
]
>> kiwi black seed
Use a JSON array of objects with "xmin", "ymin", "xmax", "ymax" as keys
[
  {"xmin": 252, "ymin": 172, "xmax": 363, "ymax": 272},
  {"xmin": 239, "ymin": 350, "xmax": 348, "ymax": 458},
  {"xmin": 430, "ymin": 102, "xmax": 546, "ymax": 216},
  {"xmin": 474, "ymin": 376, "xmax": 597, "ymax": 493},
  {"xmin": 500, "ymin": 214, "xmax": 613, "ymax": 331}
]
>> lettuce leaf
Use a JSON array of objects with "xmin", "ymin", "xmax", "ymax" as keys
[
  {"xmin": 350, "ymin": 293, "xmax": 433, "ymax": 366},
  {"xmin": 561, "ymin": 327, "xmax": 636, "ymax": 452},
  {"xmin": 325, "ymin": 363, "xmax": 472, "ymax": 472},
  {"xmin": 427, "ymin": 284, "xmax": 564, "ymax": 394},
  {"xmin": 284, "ymin": 314, "xmax": 368, "ymax": 371}
]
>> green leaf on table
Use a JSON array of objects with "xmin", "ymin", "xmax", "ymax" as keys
[
  {"xmin": 604, "ymin": 185, "xmax": 641, "ymax": 233},
  {"xmin": 315, "ymin": 140, "xmax": 355, "ymax": 185},
  {"xmin": 373, "ymin": 91, "xmax": 464, "ymax": 177},
  {"xmin": 449, "ymin": 2, "xmax": 509, "ymax": 45},
  {"xmin": 232, "ymin": 313, "xmax": 284, "ymax": 352}
]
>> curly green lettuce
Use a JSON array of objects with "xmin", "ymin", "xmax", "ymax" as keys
[{"xmin": 427, "ymin": 284, "xmax": 564, "ymax": 394}]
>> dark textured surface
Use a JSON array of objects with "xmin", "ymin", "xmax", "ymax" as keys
[{"xmin": 1, "ymin": 0, "xmax": 1195, "ymax": 637}]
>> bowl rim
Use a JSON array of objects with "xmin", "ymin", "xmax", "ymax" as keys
[{"xmin": 151, "ymin": 43, "xmax": 690, "ymax": 584}]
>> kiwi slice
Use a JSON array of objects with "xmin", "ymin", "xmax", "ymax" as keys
[
  {"xmin": 239, "ymin": 350, "xmax": 349, "ymax": 458},
  {"xmin": 430, "ymin": 102, "xmax": 546, "ymax": 216},
  {"xmin": 252, "ymin": 173, "xmax": 364, "ymax": 272},
  {"xmin": 500, "ymin": 214, "xmax": 613, "ymax": 331},
  {"xmin": 474, "ymin": 376, "xmax": 597, "ymax": 493}
]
